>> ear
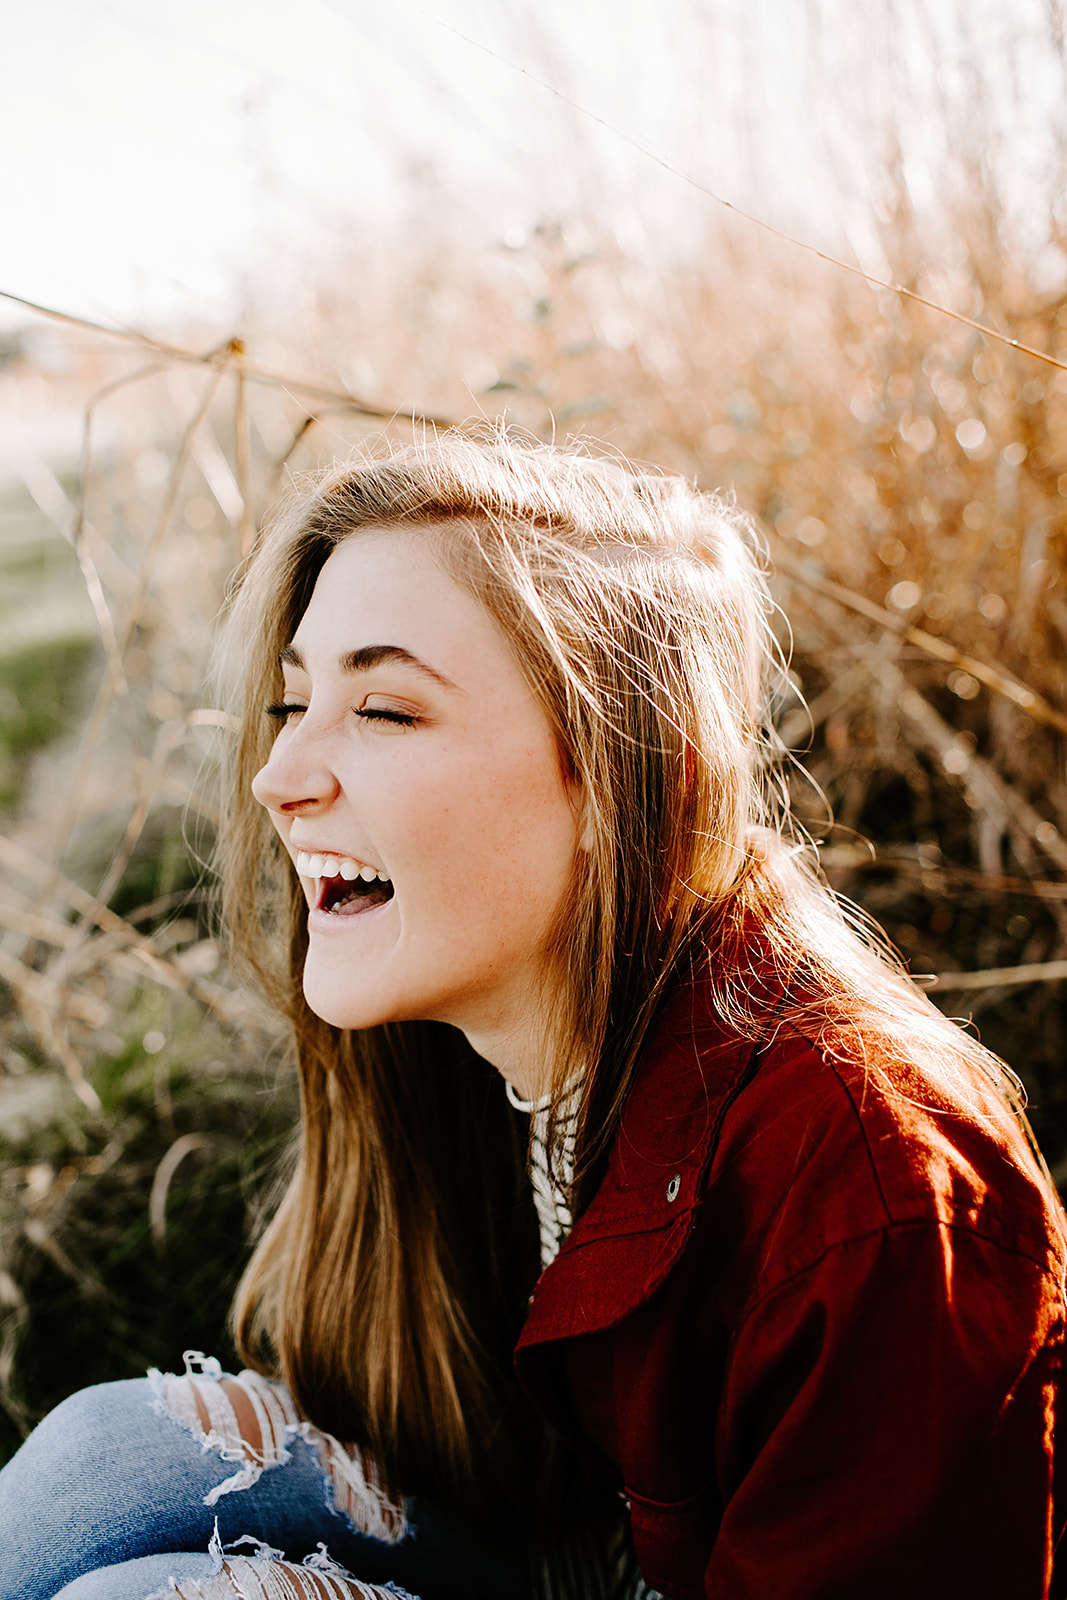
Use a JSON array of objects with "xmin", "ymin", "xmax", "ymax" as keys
[{"xmin": 565, "ymin": 769, "xmax": 597, "ymax": 853}]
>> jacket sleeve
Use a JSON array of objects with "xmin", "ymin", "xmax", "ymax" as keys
[{"xmin": 706, "ymin": 1220, "xmax": 1062, "ymax": 1599}]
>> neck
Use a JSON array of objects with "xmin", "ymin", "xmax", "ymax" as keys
[
  {"xmin": 443, "ymin": 949, "xmax": 582, "ymax": 1100},
  {"xmin": 457, "ymin": 979, "xmax": 566, "ymax": 1102},
  {"xmin": 462, "ymin": 1018, "xmax": 555, "ymax": 1102}
]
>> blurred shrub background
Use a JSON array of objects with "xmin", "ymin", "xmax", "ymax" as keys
[{"xmin": 1, "ymin": 0, "xmax": 1065, "ymax": 1463}]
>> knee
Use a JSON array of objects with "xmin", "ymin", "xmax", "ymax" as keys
[
  {"xmin": 51, "ymin": 1551, "xmax": 217, "ymax": 1600},
  {"xmin": 14, "ymin": 1379, "xmax": 153, "ymax": 1479},
  {"xmin": 49, "ymin": 1378, "xmax": 150, "ymax": 1432},
  {"xmin": 0, "ymin": 1381, "xmax": 166, "ymax": 1600}
]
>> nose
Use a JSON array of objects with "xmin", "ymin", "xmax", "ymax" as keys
[{"xmin": 251, "ymin": 719, "xmax": 341, "ymax": 815}]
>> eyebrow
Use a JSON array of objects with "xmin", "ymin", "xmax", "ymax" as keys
[{"xmin": 278, "ymin": 642, "xmax": 460, "ymax": 692}]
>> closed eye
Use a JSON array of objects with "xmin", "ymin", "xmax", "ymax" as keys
[
  {"xmin": 266, "ymin": 702, "xmax": 418, "ymax": 728},
  {"xmin": 356, "ymin": 706, "xmax": 418, "ymax": 727}
]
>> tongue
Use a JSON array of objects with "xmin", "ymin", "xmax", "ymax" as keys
[{"xmin": 321, "ymin": 876, "xmax": 392, "ymax": 914}]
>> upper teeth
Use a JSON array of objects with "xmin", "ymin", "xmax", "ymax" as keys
[{"xmin": 296, "ymin": 850, "xmax": 390, "ymax": 884}]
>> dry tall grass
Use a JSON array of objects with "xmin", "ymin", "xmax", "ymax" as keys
[{"xmin": 1, "ymin": 0, "xmax": 1065, "ymax": 1457}]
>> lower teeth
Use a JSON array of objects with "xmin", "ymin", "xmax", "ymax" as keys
[{"xmin": 328, "ymin": 890, "xmax": 361, "ymax": 913}]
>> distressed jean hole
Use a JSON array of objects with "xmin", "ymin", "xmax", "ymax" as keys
[
  {"xmin": 148, "ymin": 1352, "xmax": 407, "ymax": 1542},
  {"xmin": 170, "ymin": 1556, "xmax": 415, "ymax": 1599},
  {"xmin": 190, "ymin": 1379, "xmax": 264, "ymax": 1460}
]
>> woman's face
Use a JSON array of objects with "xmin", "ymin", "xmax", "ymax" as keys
[{"xmin": 251, "ymin": 527, "xmax": 582, "ymax": 1074}]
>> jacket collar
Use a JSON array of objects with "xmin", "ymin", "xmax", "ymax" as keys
[{"xmin": 516, "ymin": 968, "xmax": 761, "ymax": 1354}]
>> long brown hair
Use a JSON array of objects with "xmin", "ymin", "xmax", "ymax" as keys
[{"xmin": 217, "ymin": 430, "xmax": 1035, "ymax": 1523}]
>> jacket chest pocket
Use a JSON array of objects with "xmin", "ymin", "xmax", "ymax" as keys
[{"xmin": 625, "ymin": 1476, "xmax": 722, "ymax": 1600}]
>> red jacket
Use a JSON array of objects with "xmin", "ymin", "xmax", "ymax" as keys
[{"xmin": 516, "ymin": 973, "xmax": 1067, "ymax": 1599}]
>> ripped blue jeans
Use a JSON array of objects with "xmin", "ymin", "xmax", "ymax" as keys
[{"xmin": 0, "ymin": 1354, "xmax": 534, "ymax": 1600}]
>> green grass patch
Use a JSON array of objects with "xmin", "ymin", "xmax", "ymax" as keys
[
  {"xmin": 0, "ymin": 996, "xmax": 297, "ymax": 1464},
  {"xmin": 0, "ymin": 636, "xmax": 100, "ymax": 810}
]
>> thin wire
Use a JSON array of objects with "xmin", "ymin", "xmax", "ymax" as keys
[{"xmin": 419, "ymin": 11, "xmax": 1067, "ymax": 376}]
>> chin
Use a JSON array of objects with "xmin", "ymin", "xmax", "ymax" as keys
[
  {"xmin": 303, "ymin": 995, "xmax": 393, "ymax": 1033},
  {"xmin": 301, "ymin": 970, "xmax": 383, "ymax": 1032},
  {"xmin": 302, "ymin": 956, "xmax": 428, "ymax": 1034}
]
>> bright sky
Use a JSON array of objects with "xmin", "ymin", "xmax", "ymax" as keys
[{"xmin": 1, "ymin": 0, "xmax": 1063, "ymax": 329}]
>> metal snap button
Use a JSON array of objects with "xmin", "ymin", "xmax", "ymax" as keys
[{"xmin": 666, "ymin": 1174, "xmax": 681, "ymax": 1203}]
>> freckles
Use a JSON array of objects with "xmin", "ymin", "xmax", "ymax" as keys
[{"xmin": 487, "ymin": 726, "xmax": 565, "ymax": 797}]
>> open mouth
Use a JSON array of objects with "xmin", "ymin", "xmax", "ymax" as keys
[
  {"xmin": 296, "ymin": 851, "xmax": 395, "ymax": 917},
  {"xmin": 317, "ymin": 873, "xmax": 394, "ymax": 915}
]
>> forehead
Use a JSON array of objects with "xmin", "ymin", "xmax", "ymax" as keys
[{"xmin": 288, "ymin": 526, "xmax": 512, "ymax": 682}]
